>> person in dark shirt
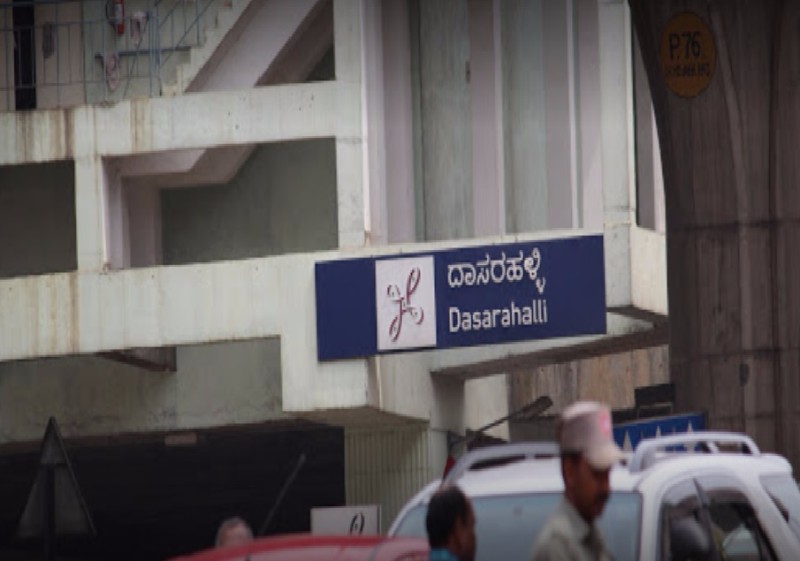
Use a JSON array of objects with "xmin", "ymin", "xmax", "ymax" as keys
[{"xmin": 426, "ymin": 485, "xmax": 477, "ymax": 561}]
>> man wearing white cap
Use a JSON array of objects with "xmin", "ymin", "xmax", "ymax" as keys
[{"xmin": 531, "ymin": 401, "xmax": 625, "ymax": 561}]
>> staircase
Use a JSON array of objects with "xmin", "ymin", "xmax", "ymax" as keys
[
  {"xmin": 120, "ymin": 0, "xmax": 332, "ymax": 191},
  {"xmin": 159, "ymin": 0, "xmax": 256, "ymax": 97}
]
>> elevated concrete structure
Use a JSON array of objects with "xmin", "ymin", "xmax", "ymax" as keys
[
  {"xmin": 629, "ymin": 0, "xmax": 800, "ymax": 467},
  {"xmin": 0, "ymin": 0, "xmax": 670, "ymax": 456},
  {"xmin": 0, "ymin": 0, "xmax": 674, "ymax": 551}
]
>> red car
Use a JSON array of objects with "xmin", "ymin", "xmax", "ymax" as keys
[{"xmin": 167, "ymin": 534, "xmax": 430, "ymax": 561}]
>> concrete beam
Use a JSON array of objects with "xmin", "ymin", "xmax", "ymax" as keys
[
  {"xmin": 0, "ymin": 82, "xmax": 337, "ymax": 165},
  {"xmin": 0, "ymin": 251, "xmax": 373, "ymax": 416},
  {"xmin": 0, "ymin": 260, "xmax": 276, "ymax": 360},
  {"xmin": 0, "ymin": 227, "xmax": 667, "ymax": 432},
  {"xmin": 121, "ymin": 0, "xmax": 333, "ymax": 191},
  {"xmin": 186, "ymin": 0, "xmax": 322, "ymax": 93},
  {"xmin": 430, "ymin": 314, "xmax": 666, "ymax": 380},
  {"xmin": 605, "ymin": 224, "xmax": 667, "ymax": 317}
]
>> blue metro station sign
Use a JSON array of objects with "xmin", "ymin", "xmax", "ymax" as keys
[{"xmin": 315, "ymin": 235, "xmax": 606, "ymax": 361}]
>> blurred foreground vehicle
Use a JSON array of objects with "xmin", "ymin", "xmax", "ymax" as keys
[{"xmin": 168, "ymin": 534, "xmax": 429, "ymax": 561}]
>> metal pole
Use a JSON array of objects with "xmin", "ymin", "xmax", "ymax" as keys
[
  {"xmin": 452, "ymin": 396, "xmax": 554, "ymax": 452},
  {"xmin": 258, "ymin": 454, "xmax": 306, "ymax": 536}
]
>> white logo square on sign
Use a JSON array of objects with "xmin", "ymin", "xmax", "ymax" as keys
[{"xmin": 375, "ymin": 256, "xmax": 437, "ymax": 351}]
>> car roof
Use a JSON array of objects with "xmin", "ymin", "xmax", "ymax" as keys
[
  {"xmin": 631, "ymin": 450, "xmax": 792, "ymax": 489},
  {"xmin": 455, "ymin": 451, "xmax": 791, "ymax": 498},
  {"xmin": 444, "ymin": 457, "xmax": 642, "ymax": 498},
  {"xmin": 398, "ymin": 438, "xmax": 792, "ymax": 508},
  {"xmin": 167, "ymin": 535, "xmax": 429, "ymax": 561}
]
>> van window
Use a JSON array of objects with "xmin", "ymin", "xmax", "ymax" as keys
[
  {"xmin": 392, "ymin": 492, "xmax": 641, "ymax": 561},
  {"xmin": 708, "ymin": 501, "xmax": 776, "ymax": 561},
  {"xmin": 696, "ymin": 475, "xmax": 778, "ymax": 561}
]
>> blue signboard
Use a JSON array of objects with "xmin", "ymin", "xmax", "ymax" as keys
[
  {"xmin": 613, "ymin": 413, "xmax": 706, "ymax": 451},
  {"xmin": 315, "ymin": 235, "xmax": 606, "ymax": 361}
]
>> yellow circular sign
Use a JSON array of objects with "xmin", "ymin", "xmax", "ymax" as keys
[{"xmin": 659, "ymin": 12, "xmax": 716, "ymax": 98}]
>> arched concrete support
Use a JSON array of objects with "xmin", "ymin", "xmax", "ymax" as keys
[{"xmin": 628, "ymin": 1, "xmax": 800, "ymax": 465}]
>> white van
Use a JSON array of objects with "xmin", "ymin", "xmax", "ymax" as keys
[{"xmin": 388, "ymin": 433, "xmax": 800, "ymax": 560}]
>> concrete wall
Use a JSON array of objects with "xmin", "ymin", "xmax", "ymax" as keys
[
  {"xmin": 345, "ymin": 424, "xmax": 447, "ymax": 531},
  {"xmin": 0, "ymin": 161, "xmax": 76, "ymax": 279},
  {"xmin": 374, "ymin": 344, "xmax": 511, "ymax": 439},
  {"xmin": 465, "ymin": 373, "xmax": 509, "ymax": 440},
  {"xmin": 0, "ymin": 338, "xmax": 284, "ymax": 444},
  {"xmin": 508, "ymin": 344, "xmax": 670, "ymax": 419},
  {"xmin": 344, "ymin": 377, "xmax": 506, "ymax": 531},
  {"xmin": 161, "ymin": 139, "xmax": 338, "ymax": 265}
]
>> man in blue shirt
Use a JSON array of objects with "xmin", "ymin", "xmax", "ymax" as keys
[{"xmin": 425, "ymin": 485, "xmax": 476, "ymax": 561}]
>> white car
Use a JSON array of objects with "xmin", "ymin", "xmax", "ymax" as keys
[{"xmin": 388, "ymin": 432, "xmax": 800, "ymax": 560}]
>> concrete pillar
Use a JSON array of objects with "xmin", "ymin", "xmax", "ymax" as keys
[
  {"xmin": 418, "ymin": 0, "xmax": 473, "ymax": 241},
  {"xmin": 334, "ymin": 0, "xmax": 367, "ymax": 248},
  {"xmin": 574, "ymin": 0, "xmax": 603, "ymax": 231},
  {"xmin": 74, "ymin": 155, "xmax": 109, "ymax": 271},
  {"xmin": 469, "ymin": 0, "xmax": 504, "ymax": 237},
  {"xmin": 632, "ymin": 31, "xmax": 665, "ymax": 233},
  {"xmin": 381, "ymin": 0, "xmax": 416, "ymax": 244},
  {"xmin": 126, "ymin": 185, "xmax": 163, "ymax": 268},
  {"xmin": 598, "ymin": 0, "xmax": 636, "ymax": 227},
  {"xmin": 500, "ymin": 0, "xmax": 548, "ymax": 233},
  {"xmin": 105, "ymin": 163, "xmax": 129, "ymax": 270},
  {"xmin": 362, "ymin": 0, "xmax": 388, "ymax": 246},
  {"xmin": 628, "ymin": 1, "xmax": 800, "ymax": 464},
  {"xmin": 542, "ymin": 0, "xmax": 578, "ymax": 229}
]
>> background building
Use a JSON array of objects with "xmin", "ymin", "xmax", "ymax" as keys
[{"xmin": 0, "ymin": 0, "xmax": 668, "ymax": 558}]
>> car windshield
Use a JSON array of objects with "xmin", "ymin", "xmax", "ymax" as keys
[{"xmin": 392, "ymin": 491, "xmax": 641, "ymax": 561}]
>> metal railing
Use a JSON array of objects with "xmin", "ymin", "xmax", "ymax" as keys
[
  {"xmin": 154, "ymin": 0, "xmax": 216, "ymax": 71},
  {"xmin": 0, "ymin": 0, "xmax": 219, "ymax": 112}
]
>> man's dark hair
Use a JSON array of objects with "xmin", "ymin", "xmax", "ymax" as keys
[{"xmin": 425, "ymin": 485, "xmax": 470, "ymax": 548}]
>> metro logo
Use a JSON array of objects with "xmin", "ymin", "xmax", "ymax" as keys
[{"xmin": 375, "ymin": 256, "xmax": 437, "ymax": 352}]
